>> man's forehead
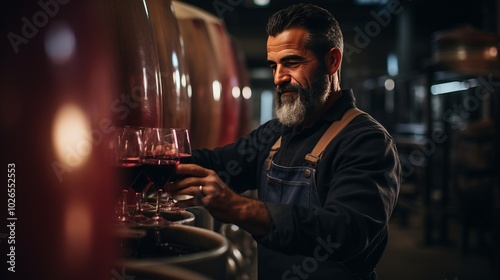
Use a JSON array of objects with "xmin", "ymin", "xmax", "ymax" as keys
[
  {"xmin": 267, "ymin": 28, "xmax": 308, "ymax": 49},
  {"xmin": 266, "ymin": 28, "xmax": 310, "ymax": 58}
]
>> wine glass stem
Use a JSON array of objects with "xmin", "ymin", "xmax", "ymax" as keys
[
  {"xmin": 141, "ymin": 182, "xmax": 153, "ymax": 206},
  {"xmin": 155, "ymin": 188, "xmax": 163, "ymax": 216},
  {"xmin": 164, "ymin": 182, "xmax": 176, "ymax": 210},
  {"xmin": 135, "ymin": 192, "xmax": 142, "ymax": 214},
  {"xmin": 120, "ymin": 189, "xmax": 128, "ymax": 220},
  {"xmin": 155, "ymin": 228, "xmax": 161, "ymax": 245}
]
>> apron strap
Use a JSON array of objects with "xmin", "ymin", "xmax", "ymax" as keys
[
  {"xmin": 304, "ymin": 108, "xmax": 365, "ymax": 166},
  {"xmin": 265, "ymin": 136, "xmax": 282, "ymax": 171},
  {"xmin": 265, "ymin": 107, "xmax": 365, "ymax": 171}
]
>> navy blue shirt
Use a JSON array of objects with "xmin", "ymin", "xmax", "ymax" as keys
[{"xmin": 193, "ymin": 89, "xmax": 401, "ymax": 279}]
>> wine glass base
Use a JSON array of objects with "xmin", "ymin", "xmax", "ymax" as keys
[
  {"xmin": 141, "ymin": 218, "xmax": 173, "ymax": 228},
  {"xmin": 117, "ymin": 216, "xmax": 130, "ymax": 222},
  {"xmin": 162, "ymin": 202, "xmax": 181, "ymax": 212},
  {"xmin": 115, "ymin": 217, "xmax": 138, "ymax": 227},
  {"xmin": 131, "ymin": 214, "xmax": 151, "ymax": 224}
]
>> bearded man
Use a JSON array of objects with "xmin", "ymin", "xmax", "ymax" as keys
[{"xmin": 173, "ymin": 3, "xmax": 401, "ymax": 280}]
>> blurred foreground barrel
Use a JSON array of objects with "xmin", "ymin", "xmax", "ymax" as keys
[{"xmin": 0, "ymin": 1, "xmax": 119, "ymax": 279}]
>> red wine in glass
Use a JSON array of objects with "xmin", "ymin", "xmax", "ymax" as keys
[
  {"xmin": 141, "ymin": 127, "xmax": 179, "ymax": 224},
  {"xmin": 115, "ymin": 158, "xmax": 156, "ymax": 225},
  {"xmin": 141, "ymin": 157, "xmax": 179, "ymax": 189},
  {"xmin": 141, "ymin": 156, "xmax": 179, "ymax": 225},
  {"xmin": 116, "ymin": 158, "xmax": 142, "ymax": 190}
]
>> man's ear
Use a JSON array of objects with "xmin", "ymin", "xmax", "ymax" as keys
[{"xmin": 324, "ymin": 47, "xmax": 342, "ymax": 75}]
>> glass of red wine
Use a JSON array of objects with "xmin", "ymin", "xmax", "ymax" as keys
[
  {"xmin": 123, "ymin": 127, "xmax": 156, "ymax": 224},
  {"xmin": 114, "ymin": 127, "xmax": 144, "ymax": 224},
  {"xmin": 141, "ymin": 127, "xmax": 179, "ymax": 225}
]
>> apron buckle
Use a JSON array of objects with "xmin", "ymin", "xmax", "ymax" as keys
[{"xmin": 305, "ymin": 153, "xmax": 320, "ymax": 167}]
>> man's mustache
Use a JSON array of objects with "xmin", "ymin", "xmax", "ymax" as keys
[{"xmin": 275, "ymin": 83, "xmax": 302, "ymax": 95}]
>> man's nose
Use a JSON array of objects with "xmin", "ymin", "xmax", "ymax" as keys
[{"xmin": 274, "ymin": 65, "xmax": 291, "ymax": 85}]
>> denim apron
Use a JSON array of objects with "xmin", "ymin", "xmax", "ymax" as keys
[{"xmin": 257, "ymin": 108, "xmax": 374, "ymax": 280}]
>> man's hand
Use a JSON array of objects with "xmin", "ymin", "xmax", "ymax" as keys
[{"xmin": 172, "ymin": 163, "xmax": 271, "ymax": 236}]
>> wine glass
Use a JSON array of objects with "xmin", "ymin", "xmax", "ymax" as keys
[
  {"xmin": 141, "ymin": 127, "xmax": 179, "ymax": 225},
  {"xmin": 113, "ymin": 127, "xmax": 144, "ymax": 225},
  {"xmin": 122, "ymin": 126, "xmax": 157, "ymax": 224}
]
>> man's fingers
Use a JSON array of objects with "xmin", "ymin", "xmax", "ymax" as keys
[{"xmin": 175, "ymin": 163, "xmax": 208, "ymax": 176}]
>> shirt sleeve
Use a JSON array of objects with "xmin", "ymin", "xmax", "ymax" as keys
[{"xmin": 192, "ymin": 119, "xmax": 283, "ymax": 193}]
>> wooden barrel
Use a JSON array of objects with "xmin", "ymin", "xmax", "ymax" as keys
[
  {"xmin": 173, "ymin": 1, "xmax": 247, "ymax": 148},
  {"xmin": 432, "ymin": 26, "xmax": 500, "ymax": 75},
  {"xmin": 146, "ymin": 0, "xmax": 191, "ymax": 129},
  {"xmin": 211, "ymin": 21, "xmax": 242, "ymax": 147},
  {"xmin": 106, "ymin": 0, "xmax": 162, "ymax": 128},
  {"xmin": 173, "ymin": 1, "xmax": 223, "ymax": 149},
  {"xmin": 119, "ymin": 224, "xmax": 229, "ymax": 279}
]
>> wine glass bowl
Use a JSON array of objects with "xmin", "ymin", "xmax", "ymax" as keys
[
  {"xmin": 166, "ymin": 128, "xmax": 193, "ymax": 208},
  {"xmin": 141, "ymin": 128, "xmax": 179, "ymax": 224},
  {"xmin": 142, "ymin": 128, "xmax": 179, "ymax": 187}
]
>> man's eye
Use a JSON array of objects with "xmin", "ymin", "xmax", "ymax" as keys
[{"xmin": 284, "ymin": 61, "xmax": 299, "ymax": 67}]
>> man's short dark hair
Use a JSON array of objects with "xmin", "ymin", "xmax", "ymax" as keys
[{"xmin": 266, "ymin": 3, "xmax": 344, "ymax": 61}]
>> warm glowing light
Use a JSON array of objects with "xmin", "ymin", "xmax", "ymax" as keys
[
  {"xmin": 232, "ymin": 86, "xmax": 241, "ymax": 98},
  {"xmin": 181, "ymin": 74, "xmax": 187, "ymax": 87},
  {"xmin": 485, "ymin": 46, "xmax": 498, "ymax": 59},
  {"xmin": 187, "ymin": 85, "xmax": 192, "ymax": 98},
  {"xmin": 242, "ymin": 86, "xmax": 252, "ymax": 99},
  {"xmin": 64, "ymin": 200, "xmax": 92, "ymax": 265},
  {"xmin": 212, "ymin": 80, "xmax": 221, "ymax": 101},
  {"xmin": 52, "ymin": 104, "xmax": 92, "ymax": 168},
  {"xmin": 457, "ymin": 46, "xmax": 466, "ymax": 60}
]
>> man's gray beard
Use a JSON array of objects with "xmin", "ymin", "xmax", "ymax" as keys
[
  {"xmin": 275, "ymin": 76, "xmax": 330, "ymax": 127},
  {"xmin": 275, "ymin": 95, "xmax": 306, "ymax": 127}
]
